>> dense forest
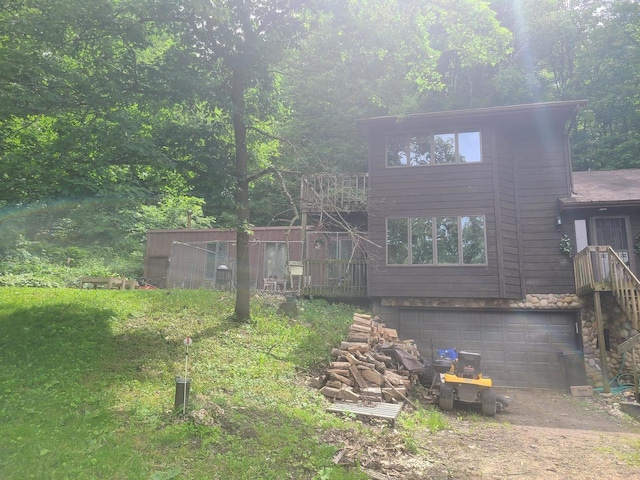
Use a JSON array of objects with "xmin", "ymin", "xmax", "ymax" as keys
[{"xmin": 1, "ymin": 1, "xmax": 639, "ymax": 311}]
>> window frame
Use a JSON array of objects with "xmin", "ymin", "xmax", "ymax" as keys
[
  {"xmin": 385, "ymin": 215, "xmax": 487, "ymax": 266},
  {"xmin": 385, "ymin": 130, "xmax": 482, "ymax": 168}
]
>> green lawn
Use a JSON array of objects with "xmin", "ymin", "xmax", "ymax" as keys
[{"xmin": 0, "ymin": 287, "xmax": 444, "ymax": 479}]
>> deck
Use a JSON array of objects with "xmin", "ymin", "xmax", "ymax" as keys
[
  {"xmin": 300, "ymin": 173, "xmax": 368, "ymax": 213},
  {"xmin": 300, "ymin": 259, "xmax": 367, "ymax": 298}
]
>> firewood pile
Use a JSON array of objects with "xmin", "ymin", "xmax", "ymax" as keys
[{"xmin": 311, "ymin": 313, "xmax": 424, "ymax": 403}]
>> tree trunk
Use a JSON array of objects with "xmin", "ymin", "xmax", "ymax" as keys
[{"xmin": 232, "ymin": 64, "xmax": 251, "ymax": 321}]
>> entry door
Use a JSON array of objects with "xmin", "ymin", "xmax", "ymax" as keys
[
  {"xmin": 591, "ymin": 217, "xmax": 634, "ymax": 281},
  {"xmin": 592, "ymin": 217, "xmax": 632, "ymax": 267}
]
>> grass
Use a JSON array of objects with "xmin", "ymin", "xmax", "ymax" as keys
[
  {"xmin": 0, "ymin": 287, "xmax": 447, "ymax": 479},
  {"xmin": 599, "ymin": 438, "xmax": 640, "ymax": 466}
]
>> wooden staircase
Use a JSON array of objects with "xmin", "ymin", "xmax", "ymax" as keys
[{"xmin": 574, "ymin": 246, "xmax": 640, "ymax": 329}]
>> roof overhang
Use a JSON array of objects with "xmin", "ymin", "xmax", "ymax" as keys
[
  {"xmin": 558, "ymin": 199, "xmax": 640, "ymax": 212},
  {"xmin": 358, "ymin": 100, "xmax": 587, "ymax": 130}
]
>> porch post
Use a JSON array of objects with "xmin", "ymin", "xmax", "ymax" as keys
[{"xmin": 594, "ymin": 291, "xmax": 610, "ymax": 393}]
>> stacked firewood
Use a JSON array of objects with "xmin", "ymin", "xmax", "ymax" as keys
[{"xmin": 312, "ymin": 313, "xmax": 423, "ymax": 403}]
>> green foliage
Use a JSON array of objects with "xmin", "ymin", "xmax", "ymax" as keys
[
  {"xmin": 397, "ymin": 405, "xmax": 449, "ymax": 434},
  {"xmin": 570, "ymin": 1, "xmax": 640, "ymax": 171},
  {"xmin": 0, "ymin": 288, "xmax": 376, "ymax": 479}
]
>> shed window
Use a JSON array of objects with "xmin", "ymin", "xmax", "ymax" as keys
[
  {"xmin": 386, "ymin": 215, "xmax": 486, "ymax": 265},
  {"xmin": 264, "ymin": 242, "xmax": 288, "ymax": 278},
  {"xmin": 386, "ymin": 131, "xmax": 481, "ymax": 167}
]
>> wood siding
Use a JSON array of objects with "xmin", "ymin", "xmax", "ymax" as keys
[
  {"xmin": 494, "ymin": 129, "xmax": 523, "ymax": 298},
  {"xmin": 366, "ymin": 110, "xmax": 576, "ymax": 299},
  {"xmin": 513, "ymin": 125, "xmax": 574, "ymax": 293},
  {"xmin": 367, "ymin": 123, "xmax": 501, "ymax": 298}
]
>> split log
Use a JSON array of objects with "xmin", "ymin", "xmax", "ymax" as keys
[
  {"xmin": 364, "ymin": 352, "xmax": 386, "ymax": 372},
  {"xmin": 345, "ymin": 352, "xmax": 367, "ymax": 366},
  {"xmin": 382, "ymin": 386, "xmax": 407, "ymax": 402},
  {"xmin": 381, "ymin": 327, "xmax": 398, "ymax": 339},
  {"xmin": 350, "ymin": 323, "xmax": 373, "ymax": 334},
  {"xmin": 330, "ymin": 361, "xmax": 351, "ymax": 370},
  {"xmin": 360, "ymin": 368, "xmax": 384, "ymax": 386},
  {"xmin": 347, "ymin": 333, "xmax": 370, "ymax": 343},
  {"xmin": 372, "ymin": 352, "xmax": 393, "ymax": 364},
  {"xmin": 320, "ymin": 386, "xmax": 360, "ymax": 402},
  {"xmin": 326, "ymin": 380, "xmax": 344, "ymax": 389},
  {"xmin": 383, "ymin": 370, "xmax": 406, "ymax": 386},
  {"xmin": 340, "ymin": 342, "xmax": 370, "ymax": 353},
  {"xmin": 352, "ymin": 317, "xmax": 373, "ymax": 328},
  {"xmin": 330, "ymin": 372, "xmax": 354, "ymax": 386},
  {"xmin": 331, "ymin": 348, "xmax": 349, "ymax": 358},
  {"xmin": 360, "ymin": 387, "xmax": 383, "ymax": 402},
  {"xmin": 327, "ymin": 369, "xmax": 352, "ymax": 378},
  {"xmin": 349, "ymin": 365, "xmax": 368, "ymax": 390}
]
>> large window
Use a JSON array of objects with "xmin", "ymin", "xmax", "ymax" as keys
[
  {"xmin": 386, "ymin": 216, "xmax": 486, "ymax": 265},
  {"xmin": 264, "ymin": 242, "xmax": 288, "ymax": 278},
  {"xmin": 386, "ymin": 131, "xmax": 481, "ymax": 167}
]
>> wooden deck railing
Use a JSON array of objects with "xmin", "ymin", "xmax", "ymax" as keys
[
  {"xmin": 301, "ymin": 173, "xmax": 368, "ymax": 213},
  {"xmin": 300, "ymin": 259, "xmax": 367, "ymax": 298},
  {"xmin": 574, "ymin": 246, "xmax": 640, "ymax": 329},
  {"xmin": 573, "ymin": 246, "xmax": 609, "ymax": 295}
]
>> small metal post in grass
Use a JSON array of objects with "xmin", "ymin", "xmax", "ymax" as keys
[{"xmin": 183, "ymin": 336, "xmax": 192, "ymax": 415}]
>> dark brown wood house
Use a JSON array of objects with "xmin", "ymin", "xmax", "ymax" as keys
[
  {"xmin": 144, "ymin": 101, "xmax": 640, "ymax": 390},
  {"xmin": 358, "ymin": 101, "xmax": 640, "ymax": 390}
]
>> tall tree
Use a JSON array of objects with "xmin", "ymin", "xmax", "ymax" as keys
[
  {"xmin": 571, "ymin": 0, "xmax": 640, "ymax": 170},
  {"xmin": 278, "ymin": 0, "xmax": 512, "ymax": 175},
  {"xmin": 169, "ymin": 0, "xmax": 310, "ymax": 320}
]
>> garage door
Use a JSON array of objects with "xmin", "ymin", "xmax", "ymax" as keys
[{"xmin": 398, "ymin": 309, "xmax": 581, "ymax": 389}]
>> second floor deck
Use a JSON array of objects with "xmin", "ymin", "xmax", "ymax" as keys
[{"xmin": 300, "ymin": 173, "xmax": 368, "ymax": 213}]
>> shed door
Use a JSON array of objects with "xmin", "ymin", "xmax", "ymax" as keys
[{"xmin": 399, "ymin": 310, "xmax": 580, "ymax": 389}]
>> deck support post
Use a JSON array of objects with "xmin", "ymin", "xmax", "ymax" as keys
[
  {"xmin": 594, "ymin": 291, "xmax": 610, "ymax": 393},
  {"xmin": 300, "ymin": 211, "xmax": 308, "ymax": 293}
]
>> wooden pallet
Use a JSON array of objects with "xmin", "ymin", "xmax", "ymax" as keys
[{"xmin": 326, "ymin": 401, "xmax": 404, "ymax": 426}]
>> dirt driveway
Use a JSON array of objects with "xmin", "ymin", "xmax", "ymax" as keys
[
  {"xmin": 414, "ymin": 388, "xmax": 640, "ymax": 479},
  {"xmin": 324, "ymin": 388, "xmax": 640, "ymax": 479}
]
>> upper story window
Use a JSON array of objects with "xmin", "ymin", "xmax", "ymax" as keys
[
  {"xmin": 387, "ymin": 215, "xmax": 487, "ymax": 265},
  {"xmin": 386, "ymin": 131, "xmax": 481, "ymax": 167}
]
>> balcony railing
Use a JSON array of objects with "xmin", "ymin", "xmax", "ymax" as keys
[
  {"xmin": 574, "ymin": 246, "xmax": 640, "ymax": 329},
  {"xmin": 300, "ymin": 173, "xmax": 368, "ymax": 213},
  {"xmin": 300, "ymin": 259, "xmax": 367, "ymax": 298}
]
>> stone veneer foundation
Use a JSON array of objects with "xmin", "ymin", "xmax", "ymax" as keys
[{"xmin": 381, "ymin": 293, "xmax": 639, "ymax": 389}]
